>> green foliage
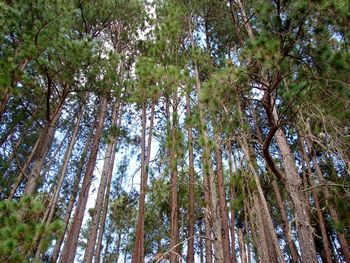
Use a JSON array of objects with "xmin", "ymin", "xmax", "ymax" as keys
[{"xmin": 0, "ymin": 197, "xmax": 63, "ymax": 262}]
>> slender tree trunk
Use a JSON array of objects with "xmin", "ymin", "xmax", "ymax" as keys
[
  {"xmin": 59, "ymin": 95, "xmax": 108, "ymax": 263},
  {"xmin": 238, "ymin": 228, "xmax": 247, "ymax": 263},
  {"xmin": 50, "ymin": 121, "xmax": 95, "ymax": 263},
  {"xmin": 34, "ymin": 102, "xmax": 85, "ymax": 260},
  {"xmin": 185, "ymin": 93, "xmax": 195, "ymax": 263},
  {"xmin": 299, "ymin": 140, "xmax": 332, "ymax": 263},
  {"xmin": 249, "ymin": 101, "xmax": 299, "ymax": 263},
  {"xmin": 228, "ymin": 145, "xmax": 237, "ymax": 263},
  {"xmin": 8, "ymin": 134, "xmax": 40, "ymax": 199},
  {"xmin": 170, "ymin": 91, "xmax": 179, "ymax": 263},
  {"xmin": 132, "ymin": 101, "xmax": 155, "ymax": 263},
  {"xmin": 236, "ymin": 96, "xmax": 285, "ymax": 262},
  {"xmin": 303, "ymin": 123, "xmax": 350, "ymax": 262},
  {"xmin": 84, "ymin": 101, "xmax": 119, "ymax": 263},
  {"xmin": 95, "ymin": 106, "xmax": 122, "ymax": 263},
  {"xmin": 24, "ymin": 89, "xmax": 68, "ymax": 196},
  {"xmin": 215, "ymin": 133, "xmax": 232, "ymax": 262},
  {"xmin": 272, "ymin": 179, "xmax": 300, "ymax": 263}
]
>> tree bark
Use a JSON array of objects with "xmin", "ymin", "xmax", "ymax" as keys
[
  {"xmin": 170, "ymin": 91, "xmax": 179, "ymax": 263},
  {"xmin": 215, "ymin": 133, "xmax": 232, "ymax": 262},
  {"xmin": 24, "ymin": 87, "xmax": 69, "ymax": 196},
  {"xmin": 304, "ymin": 123, "xmax": 350, "ymax": 262},
  {"xmin": 132, "ymin": 101, "xmax": 155, "ymax": 263},
  {"xmin": 238, "ymin": 228, "xmax": 247, "ymax": 263},
  {"xmin": 95, "ymin": 106, "xmax": 122, "ymax": 263},
  {"xmin": 84, "ymin": 101, "xmax": 119, "ymax": 263},
  {"xmin": 34, "ymin": 101, "xmax": 85, "ymax": 260},
  {"xmin": 300, "ymin": 139, "xmax": 332, "ymax": 263},
  {"xmin": 185, "ymin": 93, "xmax": 195, "ymax": 263},
  {"xmin": 59, "ymin": 95, "xmax": 108, "ymax": 263},
  {"xmin": 50, "ymin": 120, "xmax": 95, "ymax": 263}
]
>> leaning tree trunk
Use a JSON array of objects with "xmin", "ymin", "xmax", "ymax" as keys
[
  {"xmin": 24, "ymin": 87, "xmax": 69, "ymax": 196},
  {"xmin": 59, "ymin": 95, "xmax": 108, "ymax": 263},
  {"xmin": 303, "ymin": 121, "xmax": 350, "ymax": 262},
  {"xmin": 94, "ymin": 106, "xmax": 122, "ymax": 263},
  {"xmin": 34, "ymin": 101, "xmax": 85, "ymax": 260},
  {"xmin": 84, "ymin": 101, "xmax": 120, "ymax": 263},
  {"xmin": 50, "ymin": 120, "xmax": 95, "ymax": 263},
  {"xmin": 299, "ymin": 139, "xmax": 332, "ymax": 263}
]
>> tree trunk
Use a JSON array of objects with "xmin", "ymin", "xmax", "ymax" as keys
[
  {"xmin": 50, "ymin": 120, "xmax": 95, "ymax": 263},
  {"xmin": 215, "ymin": 133, "xmax": 232, "ymax": 262},
  {"xmin": 95, "ymin": 106, "xmax": 122, "ymax": 263},
  {"xmin": 132, "ymin": 101, "xmax": 155, "ymax": 263},
  {"xmin": 170, "ymin": 91, "xmax": 179, "ymax": 263},
  {"xmin": 59, "ymin": 95, "xmax": 108, "ymax": 263},
  {"xmin": 304, "ymin": 125, "xmax": 350, "ymax": 262},
  {"xmin": 84, "ymin": 101, "xmax": 119, "ymax": 263},
  {"xmin": 238, "ymin": 228, "xmax": 247, "ymax": 263},
  {"xmin": 185, "ymin": 93, "xmax": 195, "ymax": 263},
  {"xmin": 8, "ymin": 134, "xmax": 40, "ymax": 200},
  {"xmin": 272, "ymin": 179, "xmax": 300, "ymax": 263},
  {"xmin": 228, "ymin": 145, "xmax": 237, "ymax": 263},
  {"xmin": 299, "ymin": 139, "xmax": 332, "ymax": 263},
  {"xmin": 236, "ymin": 96, "xmax": 285, "ymax": 263},
  {"xmin": 34, "ymin": 102, "xmax": 85, "ymax": 260},
  {"xmin": 24, "ymin": 88, "xmax": 69, "ymax": 196}
]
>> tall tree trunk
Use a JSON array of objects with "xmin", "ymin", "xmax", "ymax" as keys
[
  {"xmin": 303, "ymin": 121, "xmax": 350, "ymax": 262},
  {"xmin": 238, "ymin": 228, "xmax": 247, "ymax": 263},
  {"xmin": 170, "ymin": 91, "xmax": 179, "ymax": 263},
  {"xmin": 34, "ymin": 102, "xmax": 85, "ymax": 260},
  {"xmin": 84, "ymin": 101, "xmax": 120, "ymax": 263},
  {"xmin": 132, "ymin": 101, "xmax": 155, "ymax": 263},
  {"xmin": 8, "ymin": 134, "xmax": 40, "ymax": 200},
  {"xmin": 249, "ymin": 101, "xmax": 299, "ymax": 263},
  {"xmin": 228, "ymin": 145, "xmax": 237, "ymax": 263},
  {"xmin": 214, "ymin": 133, "xmax": 232, "ymax": 262},
  {"xmin": 236, "ymin": 96, "xmax": 285, "ymax": 263},
  {"xmin": 95, "ymin": 106, "xmax": 122, "ymax": 263},
  {"xmin": 50, "ymin": 121, "xmax": 94, "ymax": 263},
  {"xmin": 59, "ymin": 95, "xmax": 108, "ymax": 263},
  {"xmin": 24, "ymin": 88, "xmax": 69, "ymax": 195},
  {"xmin": 299, "ymin": 139, "xmax": 332, "ymax": 263},
  {"xmin": 185, "ymin": 93, "xmax": 195, "ymax": 263},
  {"xmin": 272, "ymin": 179, "xmax": 300, "ymax": 263}
]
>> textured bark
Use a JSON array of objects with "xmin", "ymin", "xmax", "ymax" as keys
[
  {"xmin": 170, "ymin": 91, "xmax": 179, "ymax": 263},
  {"xmin": 236, "ymin": 97, "xmax": 285, "ymax": 263},
  {"xmin": 24, "ymin": 87, "xmax": 69, "ymax": 196},
  {"xmin": 34, "ymin": 103, "xmax": 85, "ymax": 260},
  {"xmin": 228, "ymin": 146, "xmax": 237, "ymax": 263},
  {"xmin": 95, "ymin": 106, "xmax": 122, "ymax": 263},
  {"xmin": 274, "ymin": 124, "xmax": 316, "ymax": 262},
  {"xmin": 238, "ymin": 228, "xmax": 247, "ymax": 263},
  {"xmin": 59, "ymin": 96, "xmax": 108, "ymax": 263},
  {"xmin": 132, "ymin": 102, "xmax": 155, "ymax": 263},
  {"xmin": 300, "ymin": 139, "xmax": 332, "ymax": 263},
  {"xmin": 50, "ymin": 122, "xmax": 94, "ymax": 263},
  {"xmin": 250, "ymin": 101, "xmax": 299, "ymax": 262},
  {"xmin": 185, "ymin": 93, "xmax": 195, "ymax": 263},
  {"xmin": 8, "ymin": 135, "xmax": 40, "ymax": 200},
  {"xmin": 215, "ymin": 134, "xmax": 232, "ymax": 262},
  {"xmin": 84, "ymin": 101, "xmax": 119, "ymax": 263},
  {"xmin": 304, "ymin": 128, "xmax": 350, "ymax": 262},
  {"xmin": 272, "ymin": 179, "xmax": 300, "ymax": 263}
]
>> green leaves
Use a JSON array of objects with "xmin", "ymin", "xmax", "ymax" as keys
[{"xmin": 0, "ymin": 196, "xmax": 63, "ymax": 262}]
